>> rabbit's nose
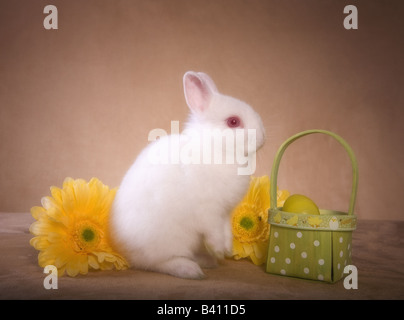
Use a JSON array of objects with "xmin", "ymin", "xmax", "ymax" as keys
[
  {"xmin": 257, "ymin": 123, "xmax": 266, "ymax": 149},
  {"xmin": 262, "ymin": 125, "xmax": 267, "ymax": 141},
  {"xmin": 255, "ymin": 129, "xmax": 266, "ymax": 151}
]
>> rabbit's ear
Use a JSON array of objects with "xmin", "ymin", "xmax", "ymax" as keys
[
  {"xmin": 183, "ymin": 71, "xmax": 216, "ymax": 114},
  {"xmin": 197, "ymin": 72, "xmax": 218, "ymax": 93}
]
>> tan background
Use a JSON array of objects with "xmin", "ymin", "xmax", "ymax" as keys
[{"xmin": 1, "ymin": 0, "xmax": 403, "ymax": 220}]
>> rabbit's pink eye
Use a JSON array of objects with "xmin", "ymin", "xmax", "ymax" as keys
[{"xmin": 226, "ymin": 116, "xmax": 241, "ymax": 128}]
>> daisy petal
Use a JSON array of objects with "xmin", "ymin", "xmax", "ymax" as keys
[
  {"xmin": 30, "ymin": 236, "xmax": 49, "ymax": 250},
  {"xmin": 66, "ymin": 258, "xmax": 80, "ymax": 277},
  {"xmin": 88, "ymin": 255, "xmax": 100, "ymax": 270},
  {"xmin": 31, "ymin": 206, "xmax": 46, "ymax": 220}
]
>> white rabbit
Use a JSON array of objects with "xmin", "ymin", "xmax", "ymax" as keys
[{"xmin": 109, "ymin": 71, "xmax": 265, "ymax": 279}]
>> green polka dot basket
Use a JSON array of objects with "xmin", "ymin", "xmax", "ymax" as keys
[{"xmin": 266, "ymin": 130, "xmax": 358, "ymax": 283}]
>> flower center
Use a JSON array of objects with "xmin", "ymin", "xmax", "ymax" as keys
[
  {"xmin": 81, "ymin": 228, "xmax": 95, "ymax": 242},
  {"xmin": 240, "ymin": 217, "xmax": 254, "ymax": 230},
  {"xmin": 72, "ymin": 220, "xmax": 102, "ymax": 252},
  {"xmin": 232, "ymin": 203, "xmax": 269, "ymax": 243}
]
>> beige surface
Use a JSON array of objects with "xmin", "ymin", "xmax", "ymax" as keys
[
  {"xmin": 0, "ymin": 0, "xmax": 404, "ymax": 221},
  {"xmin": 1, "ymin": 212, "xmax": 403, "ymax": 300}
]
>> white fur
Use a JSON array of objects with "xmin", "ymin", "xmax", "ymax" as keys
[{"xmin": 109, "ymin": 71, "xmax": 265, "ymax": 279}]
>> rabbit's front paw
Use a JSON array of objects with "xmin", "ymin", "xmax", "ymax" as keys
[{"xmin": 205, "ymin": 241, "xmax": 225, "ymax": 260}]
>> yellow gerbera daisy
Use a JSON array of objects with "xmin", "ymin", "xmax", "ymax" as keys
[
  {"xmin": 231, "ymin": 175, "xmax": 289, "ymax": 265},
  {"xmin": 29, "ymin": 177, "xmax": 129, "ymax": 277}
]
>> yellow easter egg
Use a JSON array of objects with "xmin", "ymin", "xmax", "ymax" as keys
[{"xmin": 282, "ymin": 194, "xmax": 320, "ymax": 215}]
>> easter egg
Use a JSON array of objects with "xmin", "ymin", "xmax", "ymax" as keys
[{"xmin": 282, "ymin": 194, "xmax": 320, "ymax": 215}]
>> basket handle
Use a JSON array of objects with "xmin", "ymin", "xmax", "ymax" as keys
[{"xmin": 270, "ymin": 130, "xmax": 358, "ymax": 215}]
